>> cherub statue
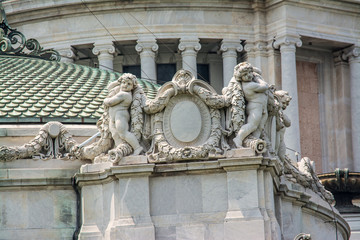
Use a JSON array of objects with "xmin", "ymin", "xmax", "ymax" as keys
[
  {"xmin": 232, "ymin": 62, "xmax": 269, "ymax": 148},
  {"xmin": 104, "ymin": 73, "xmax": 143, "ymax": 156},
  {"xmin": 274, "ymin": 90, "xmax": 292, "ymax": 161}
]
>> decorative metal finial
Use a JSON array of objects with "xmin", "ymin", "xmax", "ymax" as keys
[{"xmin": 0, "ymin": 3, "xmax": 60, "ymax": 61}]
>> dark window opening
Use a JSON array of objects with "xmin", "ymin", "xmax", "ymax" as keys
[
  {"xmin": 157, "ymin": 64, "xmax": 176, "ymax": 85},
  {"xmin": 123, "ymin": 65, "xmax": 141, "ymax": 79},
  {"xmin": 197, "ymin": 64, "xmax": 210, "ymax": 83}
]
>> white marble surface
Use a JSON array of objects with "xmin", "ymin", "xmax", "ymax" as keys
[{"xmin": 74, "ymin": 158, "xmax": 349, "ymax": 240}]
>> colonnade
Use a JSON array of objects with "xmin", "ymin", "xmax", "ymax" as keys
[{"xmin": 58, "ymin": 36, "xmax": 242, "ymax": 86}]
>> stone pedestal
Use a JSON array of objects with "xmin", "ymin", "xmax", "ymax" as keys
[{"xmin": 74, "ymin": 152, "xmax": 350, "ymax": 240}]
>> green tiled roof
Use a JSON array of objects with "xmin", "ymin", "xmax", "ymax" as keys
[{"xmin": 0, "ymin": 55, "xmax": 160, "ymax": 123}]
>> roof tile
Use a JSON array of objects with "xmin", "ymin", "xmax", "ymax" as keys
[{"xmin": 0, "ymin": 55, "xmax": 160, "ymax": 122}]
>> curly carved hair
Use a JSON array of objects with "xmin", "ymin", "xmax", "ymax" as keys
[
  {"xmin": 118, "ymin": 73, "xmax": 138, "ymax": 87},
  {"xmin": 234, "ymin": 62, "xmax": 253, "ymax": 75}
]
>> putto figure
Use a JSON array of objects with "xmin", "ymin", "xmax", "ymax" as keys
[
  {"xmin": 274, "ymin": 90, "xmax": 292, "ymax": 161},
  {"xmin": 232, "ymin": 62, "xmax": 269, "ymax": 148},
  {"xmin": 104, "ymin": 73, "xmax": 143, "ymax": 155}
]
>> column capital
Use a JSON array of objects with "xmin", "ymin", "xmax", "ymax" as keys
[
  {"xmin": 244, "ymin": 41, "xmax": 268, "ymax": 53},
  {"xmin": 178, "ymin": 36, "xmax": 201, "ymax": 55},
  {"xmin": 342, "ymin": 45, "xmax": 360, "ymax": 62},
  {"xmin": 92, "ymin": 43, "xmax": 116, "ymax": 57},
  {"xmin": 220, "ymin": 39, "xmax": 243, "ymax": 53},
  {"xmin": 135, "ymin": 36, "xmax": 159, "ymax": 54},
  {"xmin": 273, "ymin": 36, "xmax": 302, "ymax": 50},
  {"xmin": 57, "ymin": 47, "xmax": 77, "ymax": 63},
  {"xmin": 333, "ymin": 50, "xmax": 348, "ymax": 66}
]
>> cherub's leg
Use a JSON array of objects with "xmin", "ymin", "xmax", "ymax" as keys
[
  {"xmin": 109, "ymin": 119, "xmax": 122, "ymax": 147},
  {"xmin": 252, "ymin": 106, "xmax": 268, "ymax": 139},
  {"xmin": 115, "ymin": 111, "xmax": 143, "ymax": 155},
  {"xmin": 123, "ymin": 132, "xmax": 143, "ymax": 155},
  {"xmin": 233, "ymin": 107, "xmax": 262, "ymax": 148}
]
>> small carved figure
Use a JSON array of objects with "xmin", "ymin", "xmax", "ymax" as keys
[
  {"xmin": 232, "ymin": 62, "xmax": 269, "ymax": 148},
  {"xmin": 104, "ymin": 74, "xmax": 143, "ymax": 155},
  {"xmin": 274, "ymin": 90, "xmax": 292, "ymax": 161}
]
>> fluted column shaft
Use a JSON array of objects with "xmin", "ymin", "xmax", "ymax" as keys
[
  {"xmin": 178, "ymin": 37, "xmax": 201, "ymax": 77},
  {"xmin": 92, "ymin": 43, "xmax": 116, "ymax": 71},
  {"xmin": 274, "ymin": 36, "xmax": 302, "ymax": 159},
  {"xmin": 136, "ymin": 37, "xmax": 158, "ymax": 83},
  {"xmin": 220, "ymin": 40, "xmax": 243, "ymax": 86}
]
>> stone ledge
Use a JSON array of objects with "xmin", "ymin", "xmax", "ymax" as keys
[
  {"xmin": 0, "ymin": 177, "xmax": 72, "ymax": 187},
  {"xmin": 0, "ymin": 158, "xmax": 86, "ymax": 169},
  {"xmin": 0, "ymin": 124, "xmax": 98, "ymax": 137}
]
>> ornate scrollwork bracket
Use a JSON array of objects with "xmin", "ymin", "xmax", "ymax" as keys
[{"xmin": 0, "ymin": 4, "xmax": 60, "ymax": 61}]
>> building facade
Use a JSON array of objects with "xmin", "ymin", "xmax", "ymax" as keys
[
  {"xmin": 1, "ymin": 0, "xmax": 360, "ymax": 239},
  {"xmin": 4, "ymin": 0, "xmax": 359, "ymax": 173}
]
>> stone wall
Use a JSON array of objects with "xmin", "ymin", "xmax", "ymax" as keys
[
  {"xmin": 0, "ymin": 159, "xmax": 85, "ymax": 239},
  {"xmin": 74, "ymin": 155, "xmax": 350, "ymax": 240}
]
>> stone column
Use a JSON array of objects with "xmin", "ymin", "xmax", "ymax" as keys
[
  {"xmin": 135, "ymin": 36, "xmax": 158, "ymax": 83},
  {"xmin": 178, "ymin": 36, "xmax": 201, "ymax": 77},
  {"xmin": 58, "ymin": 47, "xmax": 77, "ymax": 63},
  {"xmin": 332, "ymin": 51, "xmax": 352, "ymax": 170},
  {"xmin": 220, "ymin": 39, "xmax": 243, "ymax": 86},
  {"xmin": 92, "ymin": 43, "xmax": 116, "ymax": 71},
  {"xmin": 273, "ymin": 36, "xmax": 302, "ymax": 159},
  {"xmin": 343, "ymin": 46, "xmax": 360, "ymax": 171}
]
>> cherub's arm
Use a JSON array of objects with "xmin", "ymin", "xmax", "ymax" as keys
[
  {"xmin": 107, "ymin": 81, "xmax": 119, "ymax": 91},
  {"xmin": 104, "ymin": 92, "xmax": 125, "ymax": 107},
  {"xmin": 246, "ymin": 80, "xmax": 268, "ymax": 93}
]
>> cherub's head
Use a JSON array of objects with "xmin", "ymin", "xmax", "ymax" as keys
[
  {"xmin": 118, "ymin": 73, "xmax": 138, "ymax": 92},
  {"xmin": 234, "ymin": 62, "xmax": 253, "ymax": 82},
  {"xmin": 275, "ymin": 90, "xmax": 292, "ymax": 110}
]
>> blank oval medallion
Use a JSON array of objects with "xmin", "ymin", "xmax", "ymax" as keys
[{"xmin": 170, "ymin": 101, "xmax": 202, "ymax": 142}]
